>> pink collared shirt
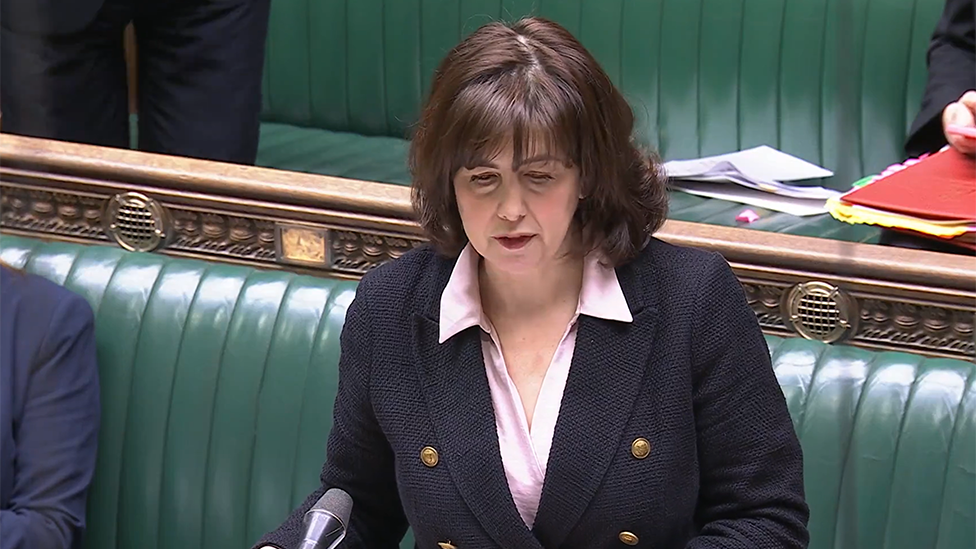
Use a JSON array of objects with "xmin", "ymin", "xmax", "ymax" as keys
[{"xmin": 438, "ymin": 244, "xmax": 633, "ymax": 528}]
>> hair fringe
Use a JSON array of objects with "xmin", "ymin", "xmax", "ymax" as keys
[{"xmin": 409, "ymin": 17, "xmax": 670, "ymax": 267}]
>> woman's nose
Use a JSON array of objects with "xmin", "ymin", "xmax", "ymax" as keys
[{"xmin": 496, "ymin": 181, "xmax": 527, "ymax": 221}]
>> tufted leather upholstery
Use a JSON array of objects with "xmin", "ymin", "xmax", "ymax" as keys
[
  {"xmin": 768, "ymin": 336, "xmax": 975, "ymax": 549},
  {"xmin": 1, "ymin": 233, "xmax": 972, "ymax": 549},
  {"xmin": 254, "ymin": 0, "xmax": 945, "ymax": 242},
  {"xmin": 260, "ymin": 0, "xmax": 943, "ymax": 179},
  {"xmin": 0, "ymin": 235, "xmax": 356, "ymax": 549}
]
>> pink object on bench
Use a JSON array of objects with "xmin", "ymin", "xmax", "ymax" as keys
[{"xmin": 736, "ymin": 209, "xmax": 760, "ymax": 223}]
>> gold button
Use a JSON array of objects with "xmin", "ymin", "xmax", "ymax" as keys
[
  {"xmin": 437, "ymin": 542, "xmax": 456, "ymax": 549},
  {"xmin": 421, "ymin": 446, "xmax": 439, "ymax": 467},
  {"xmin": 619, "ymin": 531, "xmax": 639, "ymax": 545},
  {"xmin": 631, "ymin": 438, "xmax": 650, "ymax": 459}
]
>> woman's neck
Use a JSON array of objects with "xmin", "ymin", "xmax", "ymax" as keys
[{"xmin": 479, "ymin": 252, "xmax": 584, "ymax": 321}]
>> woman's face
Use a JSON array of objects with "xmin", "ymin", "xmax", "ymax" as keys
[{"xmin": 453, "ymin": 141, "xmax": 581, "ymax": 275}]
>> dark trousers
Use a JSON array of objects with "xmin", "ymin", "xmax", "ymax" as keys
[{"xmin": 0, "ymin": 0, "xmax": 271, "ymax": 165}]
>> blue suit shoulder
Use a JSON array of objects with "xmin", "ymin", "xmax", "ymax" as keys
[
  {"xmin": 0, "ymin": 267, "xmax": 100, "ymax": 548},
  {"xmin": 1, "ymin": 269, "xmax": 95, "ymax": 334}
]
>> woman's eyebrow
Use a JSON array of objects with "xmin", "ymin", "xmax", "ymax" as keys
[
  {"xmin": 516, "ymin": 154, "xmax": 563, "ymax": 167},
  {"xmin": 463, "ymin": 155, "xmax": 564, "ymax": 170}
]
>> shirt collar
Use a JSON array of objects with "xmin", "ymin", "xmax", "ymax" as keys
[{"xmin": 438, "ymin": 243, "xmax": 633, "ymax": 344}]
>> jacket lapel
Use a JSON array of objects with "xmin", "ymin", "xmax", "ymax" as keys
[
  {"xmin": 414, "ymin": 312, "xmax": 544, "ymax": 549},
  {"xmin": 531, "ymin": 262, "xmax": 660, "ymax": 548}
]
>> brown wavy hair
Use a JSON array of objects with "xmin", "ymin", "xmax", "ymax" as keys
[{"xmin": 409, "ymin": 16, "xmax": 668, "ymax": 267}]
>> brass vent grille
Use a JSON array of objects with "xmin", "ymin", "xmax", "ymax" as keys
[
  {"xmin": 105, "ymin": 192, "xmax": 168, "ymax": 252},
  {"xmin": 783, "ymin": 281, "xmax": 856, "ymax": 343}
]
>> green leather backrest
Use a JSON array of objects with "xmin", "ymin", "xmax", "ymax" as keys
[
  {"xmin": 768, "ymin": 336, "xmax": 975, "ymax": 549},
  {"xmin": 261, "ymin": 0, "xmax": 945, "ymax": 189},
  {"xmin": 1, "ymin": 234, "xmax": 973, "ymax": 549},
  {"xmin": 0, "ymin": 235, "xmax": 355, "ymax": 549}
]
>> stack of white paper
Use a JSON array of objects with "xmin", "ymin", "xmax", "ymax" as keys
[{"xmin": 662, "ymin": 146, "xmax": 840, "ymax": 217}]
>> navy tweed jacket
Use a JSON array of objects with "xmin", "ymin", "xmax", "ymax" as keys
[{"xmin": 258, "ymin": 238, "xmax": 809, "ymax": 549}]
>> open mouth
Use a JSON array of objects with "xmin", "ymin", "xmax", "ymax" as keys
[{"xmin": 494, "ymin": 235, "xmax": 534, "ymax": 250}]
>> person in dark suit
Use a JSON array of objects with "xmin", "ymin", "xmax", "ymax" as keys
[
  {"xmin": 886, "ymin": 0, "xmax": 974, "ymax": 253},
  {"xmin": 0, "ymin": 0, "xmax": 271, "ymax": 165},
  {"xmin": 0, "ymin": 263, "xmax": 101, "ymax": 548},
  {"xmin": 905, "ymin": 0, "xmax": 975, "ymax": 157},
  {"xmin": 256, "ymin": 17, "xmax": 809, "ymax": 549}
]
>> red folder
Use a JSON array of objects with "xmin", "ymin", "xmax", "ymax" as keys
[{"xmin": 840, "ymin": 147, "xmax": 976, "ymax": 221}]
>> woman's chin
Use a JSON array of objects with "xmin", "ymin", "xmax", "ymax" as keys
[{"xmin": 483, "ymin": 247, "xmax": 544, "ymax": 275}]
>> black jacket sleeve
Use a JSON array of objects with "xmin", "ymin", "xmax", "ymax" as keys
[
  {"xmin": 255, "ymin": 273, "xmax": 408, "ymax": 549},
  {"xmin": 905, "ymin": 0, "xmax": 976, "ymax": 157},
  {"xmin": 685, "ymin": 254, "xmax": 810, "ymax": 548}
]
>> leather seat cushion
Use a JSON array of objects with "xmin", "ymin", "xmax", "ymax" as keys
[
  {"xmin": 256, "ymin": 122, "xmax": 880, "ymax": 243},
  {"xmin": 258, "ymin": 122, "xmax": 412, "ymax": 185}
]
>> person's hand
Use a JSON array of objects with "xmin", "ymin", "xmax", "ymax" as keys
[{"xmin": 942, "ymin": 90, "xmax": 976, "ymax": 155}]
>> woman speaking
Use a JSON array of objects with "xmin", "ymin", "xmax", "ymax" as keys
[{"xmin": 257, "ymin": 17, "xmax": 808, "ymax": 549}]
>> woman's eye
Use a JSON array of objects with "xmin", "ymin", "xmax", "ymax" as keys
[
  {"xmin": 470, "ymin": 173, "xmax": 497, "ymax": 185},
  {"xmin": 526, "ymin": 173, "xmax": 553, "ymax": 183}
]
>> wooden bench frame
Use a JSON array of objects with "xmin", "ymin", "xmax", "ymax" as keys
[{"xmin": 1, "ymin": 134, "xmax": 972, "ymax": 361}]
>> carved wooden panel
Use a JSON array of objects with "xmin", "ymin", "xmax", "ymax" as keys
[
  {"xmin": 742, "ymin": 282, "xmax": 791, "ymax": 333},
  {"xmin": 330, "ymin": 229, "xmax": 425, "ymax": 274},
  {"xmin": 1, "ymin": 186, "xmax": 108, "ymax": 241},
  {"xmin": 856, "ymin": 299, "xmax": 973, "ymax": 357},
  {"xmin": 168, "ymin": 209, "xmax": 277, "ymax": 261}
]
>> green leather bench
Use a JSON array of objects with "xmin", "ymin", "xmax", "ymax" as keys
[
  {"xmin": 1, "ymin": 233, "xmax": 973, "ymax": 549},
  {"xmin": 252, "ymin": 0, "xmax": 947, "ymax": 243}
]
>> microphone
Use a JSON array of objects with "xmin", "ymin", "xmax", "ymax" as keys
[{"xmin": 297, "ymin": 488, "xmax": 353, "ymax": 549}]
